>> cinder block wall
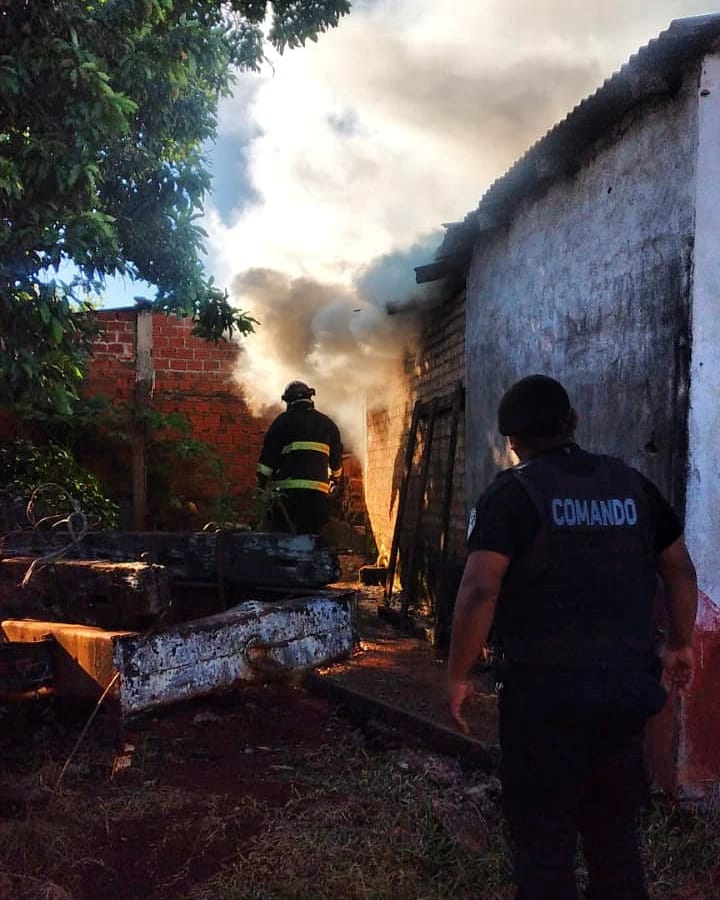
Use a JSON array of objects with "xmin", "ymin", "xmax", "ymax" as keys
[{"xmin": 365, "ymin": 290, "xmax": 466, "ymax": 587}]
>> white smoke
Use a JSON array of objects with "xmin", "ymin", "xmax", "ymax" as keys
[
  {"xmin": 230, "ymin": 238, "xmax": 440, "ymax": 449},
  {"xmin": 204, "ymin": 0, "xmax": 716, "ymax": 446}
]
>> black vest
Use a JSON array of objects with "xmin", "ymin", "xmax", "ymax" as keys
[{"xmin": 496, "ymin": 451, "xmax": 658, "ymax": 668}]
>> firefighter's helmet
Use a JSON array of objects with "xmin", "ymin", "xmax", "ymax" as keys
[{"xmin": 282, "ymin": 381, "xmax": 316, "ymax": 404}]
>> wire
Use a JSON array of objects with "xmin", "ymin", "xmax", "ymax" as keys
[
  {"xmin": 19, "ymin": 484, "xmax": 89, "ymax": 589},
  {"xmin": 51, "ymin": 671, "xmax": 121, "ymax": 797}
]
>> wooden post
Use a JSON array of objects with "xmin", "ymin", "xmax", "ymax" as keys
[
  {"xmin": 402, "ymin": 396, "xmax": 438, "ymax": 615},
  {"xmin": 132, "ymin": 305, "xmax": 154, "ymax": 531},
  {"xmin": 439, "ymin": 382, "xmax": 464, "ymax": 564},
  {"xmin": 385, "ymin": 400, "xmax": 422, "ymax": 606},
  {"xmin": 435, "ymin": 382, "xmax": 465, "ymax": 647}
]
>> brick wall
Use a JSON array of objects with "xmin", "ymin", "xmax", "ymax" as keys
[
  {"xmin": 366, "ymin": 359, "xmax": 416, "ymax": 562},
  {"xmin": 364, "ymin": 289, "xmax": 467, "ymax": 616},
  {"xmin": 2, "ymin": 307, "xmax": 367, "ymax": 532},
  {"xmin": 82, "ymin": 309, "xmax": 275, "ymax": 529},
  {"xmin": 87, "ymin": 309, "xmax": 136, "ymax": 404},
  {"xmin": 414, "ymin": 291, "xmax": 466, "ymax": 562},
  {"xmin": 150, "ymin": 312, "xmax": 269, "ymax": 501}
]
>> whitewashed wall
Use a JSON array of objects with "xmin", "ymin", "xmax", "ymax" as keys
[
  {"xmin": 687, "ymin": 52, "xmax": 720, "ymax": 607},
  {"xmin": 465, "ymin": 69, "xmax": 699, "ymax": 512},
  {"xmin": 678, "ymin": 51, "xmax": 720, "ymax": 799},
  {"xmin": 464, "ymin": 56, "xmax": 720, "ymax": 798}
]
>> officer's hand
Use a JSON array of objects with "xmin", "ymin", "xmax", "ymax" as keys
[
  {"xmin": 662, "ymin": 645, "xmax": 695, "ymax": 692},
  {"xmin": 448, "ymin": 678, "xmax": 474, "ymax": 734}
]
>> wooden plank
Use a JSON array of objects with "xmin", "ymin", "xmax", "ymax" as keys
[
  {"xmin": 434, "ymin": 381, "xmax": 465, "ymax": 640},
  {"xmin": 385, "ymin": 400, "xmax": 422, "ymax": 604},
  {"xmin": 439, "ymin": 382, "xmax": 464, "ymax": 565},
  {"xmin": 402, "ymin": 397, "xmax": 438, "ymax": 615}
]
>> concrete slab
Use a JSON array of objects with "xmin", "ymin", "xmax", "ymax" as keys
[
  {"xmin": 306, "ymin": 672, "xmax": 498, "ymax": 772},
  {"xmin": 1, "ymin": 531, "xmax": 341, "ymax": 588},
  {"xmin": 1, "ymin": 619, "xmax": 134, "ymax": 699}
]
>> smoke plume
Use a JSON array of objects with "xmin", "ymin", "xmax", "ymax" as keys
[
  {"xmin": 205, "ymin": 0, "xmax": 715, "ymax": 446},
  {"xmin": 230, "ymin": 237, "xmax": 441, "ymax": 450}
]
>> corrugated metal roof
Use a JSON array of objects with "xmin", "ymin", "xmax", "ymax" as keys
[{"xmin": 416, "ymin": 15, "xmax": 720, "ymax": 285}]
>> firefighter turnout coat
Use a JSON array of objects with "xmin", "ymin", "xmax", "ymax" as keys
[{"xmin": 256, "ymin": 401, "xmax": 343, "ymax": 496}]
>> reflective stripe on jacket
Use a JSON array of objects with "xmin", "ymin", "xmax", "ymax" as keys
[
  {"xmin": 275, "ymin": 478, "xmax": 330, "ymax": 493},
  {"xmin": 257, "ymin": 403, "xmax": 343, "ymax": 494}
]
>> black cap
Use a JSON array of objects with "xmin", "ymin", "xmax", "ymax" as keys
[{"xmin": 497, "ymin": 375, "xmax": 571, "ymax": 437}]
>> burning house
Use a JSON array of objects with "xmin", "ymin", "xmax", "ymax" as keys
[
  {"xmin": 2, "ymin": 12, "xmax": 720, "ymax": 803},
  {"xmin": 365, "ymin": 15, "xmax": 720, "ymax": 799}
]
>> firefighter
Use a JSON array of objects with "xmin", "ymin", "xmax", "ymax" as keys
[
  {"xmin": 447, "ymin": 375, "xmax": 697, "ymax": 900},
  {"xmin": 256, "ymin": 381, "xmax": 343, "ymax": 534}
]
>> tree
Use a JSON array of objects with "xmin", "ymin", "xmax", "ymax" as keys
[{"xmin": 0, "ymin": 0, "xmax": 350, "ymax": 413}]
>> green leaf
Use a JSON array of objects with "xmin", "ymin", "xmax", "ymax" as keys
[
  {"xmin": 0, "ymin": 0, "xmax": 350, "ymax": 415},
  {"xmin": 49, "ymin": 318, "xmax": 64, "ymax": 345}
]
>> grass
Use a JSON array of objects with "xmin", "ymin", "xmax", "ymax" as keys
[
  {"xmin": 643, "ymin": 799, "xmax": 720, "ymax": 898},
  {"xmin": 183, "ymin": 738, "xmax": 720, "ymax": 900},
  {"xmin": 0, "ymin": 761, "xmax": 192, "ymax": 900},
  {"xmin": 0, "ymin": 701, "xmax": 719, "ymax": 900},
  {"xmin": 184, "ymin": 741, "xmax": 508, "ymax": 900}
]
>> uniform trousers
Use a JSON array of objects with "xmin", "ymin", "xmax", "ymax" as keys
[
  {"xmin": 270, "ymin": 488, "xmax": 328, "ymax": 535},
  {"xmin": 499, "ymin": 665, "xmax": 652, "ymax": 900}
]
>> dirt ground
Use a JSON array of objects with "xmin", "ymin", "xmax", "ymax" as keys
[
  {"xmin": 0, "ymin": 680, "xmax": 510, "ymax": 900},
  {"xmin": 317, "ymin": 588, "xmax": 499, "ymax": 746},
  {"xmin": 0, "ymin": 583, "xmax": 503, "ymax": 900},
  {"xmin": 0, "ymin": 585, "xmax": 718, "ymax": 899}
]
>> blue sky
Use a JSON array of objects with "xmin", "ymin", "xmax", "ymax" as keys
[{"xmin": 99, "ymin": 274, "xmax": 153, "ymax": 308}]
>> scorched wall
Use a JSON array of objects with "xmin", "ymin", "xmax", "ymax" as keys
[
  {"xmin": 365, "ymin": 290, "xmax": 466, "ymax": 606},
  {"xmin": 465, "ymin": 71, "xmax": 697, "ymax": 511}
]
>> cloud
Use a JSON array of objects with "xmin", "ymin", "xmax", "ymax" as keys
[{"xmin": 203, "ymin": 0, "xmax": 716, "ymax": 433}]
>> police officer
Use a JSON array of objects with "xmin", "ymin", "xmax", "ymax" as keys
[
  {"xmin": 447, "ymin": 375, "xmax": 697, "ymax": 900},
  {"xmin": 256, "ymin": 381, "xmax": 343, "ymax": 535}
]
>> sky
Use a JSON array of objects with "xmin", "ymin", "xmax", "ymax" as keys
[{"xmin": 102, "ymin": 0, "xmax": 718, "ymax": 443}]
